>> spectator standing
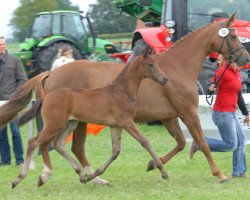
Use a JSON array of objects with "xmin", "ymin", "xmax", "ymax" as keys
[
  {"xmin": 0, "ymin": 36, "xmax": 27, "ymax": 166},
  {"xmin": 51, "ymin": 46, "xmax": 74, "ymax": 70}
]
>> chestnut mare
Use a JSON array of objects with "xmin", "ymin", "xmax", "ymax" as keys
[
  {"xmin": 0, "ymin": 14, "xmax": 249, "ymax": 185},
  {"xmin": 8, "ymin": 52, "xmax": 168, "ymax": 188}
]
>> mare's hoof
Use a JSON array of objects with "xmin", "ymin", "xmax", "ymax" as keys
[
  {"xmin": 91, "ymin": 177, "xmax": 110, "ymax": 186},
  {"xmin": 147, "ymin": 160, "xmax": 155, "ymax": 172},
  {"xmin": 11, "ymin": 181, "xmax": 17, "ymax": 189},
  {"xmin": 219, "ymin": 177, "xmax": 229, "ymax": 183},
  {"xmin": 37, "ymin": 176, "xmax": 44, "ymax": 187}
]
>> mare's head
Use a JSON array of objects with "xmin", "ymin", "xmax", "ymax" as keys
[
  {"xmin": 136, "ymin": 49, "xmax": 168, "ymax": 85},
  {"xmin": 209, "ymin": 13, "xmax": 249, "ymax": 66}
]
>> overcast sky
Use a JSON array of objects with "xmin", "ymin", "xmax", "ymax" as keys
[{"xmin": 0, "ymin": 0, "xmax": 97, "ymax": 38}]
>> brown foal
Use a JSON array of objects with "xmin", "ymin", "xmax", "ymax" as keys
[{"xmin": 10, "ymin": 52, "xmax": 167, "ymax": 188}]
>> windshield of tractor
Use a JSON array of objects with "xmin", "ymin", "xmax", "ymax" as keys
[
  {"xmin": 61, "ymin": 13, "xmax": 87, "ymax": 40},
  {"xmin": 187, "ymin": 0, "xmax": 250, "ymax": 31},
  {"xmin": 32, "ymin": 14, "xmax": 52, "ymax": 37}
]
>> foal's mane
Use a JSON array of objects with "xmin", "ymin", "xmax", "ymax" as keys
[{"xmin": 109, "ymin": 56, "xmax": 142, "ymax": 86}]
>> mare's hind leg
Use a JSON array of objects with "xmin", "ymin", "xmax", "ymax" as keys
[
  {"xmin": 51, "ymin": 120, "xmax": 86, "ymax": 183},
  {"xmin": 147, "ymin": 118, "xmax": 186, "ymax": 171},
  {"xmin": 123, "ymin": 119, "xmax": 168, "ymax": 180},
  {"xmin": 71, "ymin": 122, "xmax": 109, "ymax": 185},
  {"xmin": 82, "ymin": 126, "xmax": 122, "ymax": 184},
  {"xmin": 182, "ymin": 113, "xmax": 228, "ymax": 182}
]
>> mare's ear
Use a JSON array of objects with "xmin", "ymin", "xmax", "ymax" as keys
[{"xmin": 225, "ymin": 12, "xmax": 236, "ymax": 27}]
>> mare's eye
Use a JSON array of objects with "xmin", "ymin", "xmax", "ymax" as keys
[{"xmin": 231, "ymin": 35, "xmax": 236, "ymax": 39}]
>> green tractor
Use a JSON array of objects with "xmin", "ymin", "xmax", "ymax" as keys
[{"xmin": 16, "ymin": 10, "xmax": 116, "ymax": 78}]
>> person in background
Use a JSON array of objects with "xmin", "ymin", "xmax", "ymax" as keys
[
  {"xmin": 189, "ymin": 54, "xmax": 249, "ymax": 178},
  {"xmin": 0, "ymin": 36, "xmax": 27, "ymax": 166},
  {"xmin": 51, "ymin": 46, "xmax": 74, "ymax": 70}
]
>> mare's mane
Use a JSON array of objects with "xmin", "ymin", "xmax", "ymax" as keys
[{"xmin": 163, "ymin": 22, "xmax": 215, "ymax": 54}]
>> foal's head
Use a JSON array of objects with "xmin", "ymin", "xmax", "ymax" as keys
[
  {"xmin": 210, "ymin": 13, "xmax": 249, "ymax": 66},
  {"xmin": 137, "ymin": 51, "xmax": 168, "ymax": 86}
]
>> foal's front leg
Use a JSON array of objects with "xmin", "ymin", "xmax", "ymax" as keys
[
  {"xmin": 81, "ymin": 126, "xmax": 122, "ymax": 184},
  {"xmin": 123, "ymin": 119, "xmax": 168, "ymax": 180}
]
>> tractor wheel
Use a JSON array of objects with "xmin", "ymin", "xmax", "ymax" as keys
[
  {"xmin": 35, "ymin": 42, "xmax": 82, "ymax": 73},
  {"xmin": 198, "ymin": 59, "xmax": 217, "ymax": 94}
]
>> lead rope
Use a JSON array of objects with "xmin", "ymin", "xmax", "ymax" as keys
[{"xmin": 205, "ymin": 61, "xmax": 232, "ymax": 105}]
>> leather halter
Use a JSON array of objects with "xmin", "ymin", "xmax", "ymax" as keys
[
  {"xmin": 206, "ymin": 22, "xmax": 245, "ymax": 105},
  {"xmin": 219, "ymin": 22, "xmax": 246, "ymax": 63}
]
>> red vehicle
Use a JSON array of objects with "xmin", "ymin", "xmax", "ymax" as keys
[{"xmin": 114, "ymin": 0, "xmax": 250, "ymax": 93}]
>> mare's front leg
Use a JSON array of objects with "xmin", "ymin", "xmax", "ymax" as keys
[
  {"xmin": 182, "ymin": 112, "xmax": 228, "ymax": 182},
  {"xmin": 123, "ymin": 119, "xmax": 168, "ymax": 180},
  {"xmin": 82, "ymin": 126, "xmax": 122, "ymax": 184},
  {"xmin": 147, "ymin": 118, "xmax": 186, "ymax": 171},
  {"xmin": 71, "ymin": 122, "xmax": 109, "ymax": 185}
]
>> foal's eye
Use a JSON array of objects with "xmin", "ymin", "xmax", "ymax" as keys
[{"xmin": 231, "ymin": 35, "xmax": 236, "ymax": 39}]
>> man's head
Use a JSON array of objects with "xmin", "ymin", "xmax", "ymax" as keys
[{"xmin": 0, "ymin": 36, "xmax": 6, "ymax": 55}]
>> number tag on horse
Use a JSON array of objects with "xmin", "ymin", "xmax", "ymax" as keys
[{"xmin": 218, "ymin": 28, "xmax": 229, "ymax": 37}]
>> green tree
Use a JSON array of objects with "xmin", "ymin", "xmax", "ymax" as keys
[
  {"xmin": 10, "ymin": 0, "xmax": 79, "ymax": 42},
  {"xmin": 89, "ymin": 0, "xmax": 136, "ymax": 34}
]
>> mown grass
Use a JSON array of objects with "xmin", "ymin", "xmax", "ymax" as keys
[{"xmin": 0, "ymin": 123, "xmax": 250, "ymax": 200}]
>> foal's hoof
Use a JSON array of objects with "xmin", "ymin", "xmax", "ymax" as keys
[
  {"xmin": 80, "ymin": 174, "xmax": 89, "ymax": 184},
  {"xmin": 37, "ymin": 176, "xmax": 45, "ymax": 187},
  {"xmin": 147, "ymin": 160, "xmax": 155, "ymax": 172},
  {"xmin": 162, "ymin": 174, "xmax": 169, "ymax": 180},
  {"xmin": 11, "ymin": 181, "xmax": 17, "ymax": 189}
]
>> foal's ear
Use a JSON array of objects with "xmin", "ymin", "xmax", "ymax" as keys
[
  {"xmin": 143, "ymin": 48, "xmax": 149, "ymax": 58},
  {"xmin": 225, "ymin": 12, "xmax": 236, "ymax": 27}
]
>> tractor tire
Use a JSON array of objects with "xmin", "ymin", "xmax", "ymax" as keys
[
  {"xmin": 198, "ymin": 59, "xmax": 217, "ymax": 94},
  {"xmin": 35, "ymin": 42, "xmax": 82, "ymax": 74}
]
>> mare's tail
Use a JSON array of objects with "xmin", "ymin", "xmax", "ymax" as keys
[{"xmin": 0, "ymin": 71, "xmax": 50, "ymax": 127}]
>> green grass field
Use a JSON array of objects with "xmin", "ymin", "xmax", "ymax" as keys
[{"xmin": 0, "ymin": 123, "xmax": 250, "ymax": 200}]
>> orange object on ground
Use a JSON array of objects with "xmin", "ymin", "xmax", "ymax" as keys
[{"xmin": 65, "ymin": 123, "xmax": 105, "ymax": 143}]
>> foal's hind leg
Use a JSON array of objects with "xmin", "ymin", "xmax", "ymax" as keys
[
  {"xmin": 37, "ymin": 139, "xmax": 54, "ymax": 187},
  {"xmin": 12, "ymin": 135, "xmax": 40, "ymax": 188},
  {"xmin": 51, "ymin": 121, "xmax": 87, "ymax": 183},
  {"xmin": 147, "ymin": 118, "xmax": 186, "ymax": 171},
  {"xmin": 123, "ymin": 119, "xmax": 168, "ymax": 180},
  {"xmin": 82, "ymin": 126, "xmax": 122, "ymax": 184},
  {"xmin": 71, "ymin": 122, "xmax": 109, "ymax": 185}
]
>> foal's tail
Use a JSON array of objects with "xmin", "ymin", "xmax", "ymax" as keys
[{"xmin": 0, "ymin": 71, "xmax": 50, "ymax": 127}]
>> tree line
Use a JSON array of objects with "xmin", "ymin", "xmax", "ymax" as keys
[{"xmin": 9, "ymin": 0, "xmax": 137, "ymax": 42}]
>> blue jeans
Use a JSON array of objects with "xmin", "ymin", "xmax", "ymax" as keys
[
  {"xmin": 205, "ymin": 111, "xmax": 247, "ymax": 177},
  {"xmin": 0, "ymin": 120, "xmax": 24, "ymax": 165}
]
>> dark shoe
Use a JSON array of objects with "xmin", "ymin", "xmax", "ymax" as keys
[
  {"xmin": 232, "ymin": 173, "xmax": 247, "ymax": 178},
  {"xmin": 189, "ymin": 140, "xmax": 198, "ymax": 159},
  {"xmin": 0, "ymin": 162, "xmax": 10, "ymax": 167}
]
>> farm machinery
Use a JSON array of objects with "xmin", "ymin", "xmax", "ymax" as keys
[
  {"xmin": 15, "ymin": 10, "xmax": 116, "ymax": 78},
  {"xmin": 114, "ymin": 0, "xmax": 250, "ymax": 93}
]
